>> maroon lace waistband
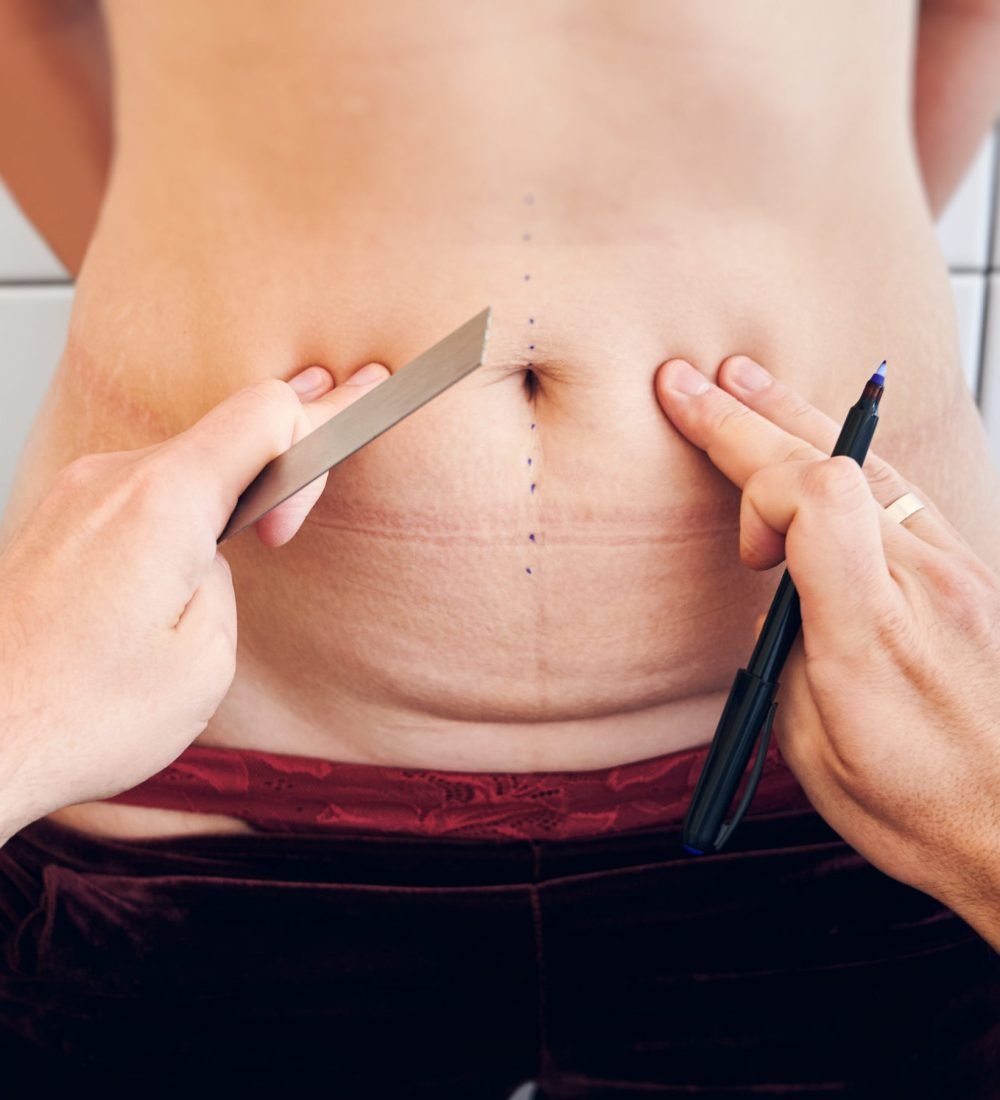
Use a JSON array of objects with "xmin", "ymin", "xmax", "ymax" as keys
[{"xmin": 104, "ymin": 739, "xmax": 812, "ymax": 840}]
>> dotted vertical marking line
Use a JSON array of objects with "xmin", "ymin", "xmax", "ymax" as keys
[{"xmin": 523, "ymin": 192, "xmax": 537, "ymax": 576}]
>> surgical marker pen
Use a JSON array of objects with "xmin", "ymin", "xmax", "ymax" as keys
[{"xmin": 681, "ymin": 361, "xmax": 887, "ymax": 855}]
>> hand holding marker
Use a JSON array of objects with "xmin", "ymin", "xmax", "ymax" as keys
[
  {"xmin": 682, "ymin": 360, "xmax": 887, "ymax": 855},
  {"xmin": 655, "ymin": 352, "xmax": 1000, "ymax": 949}
]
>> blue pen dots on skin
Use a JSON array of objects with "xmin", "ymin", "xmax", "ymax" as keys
[{"xmin": 523, "ymin": 193, "xmax": 539, "ymax": 576}]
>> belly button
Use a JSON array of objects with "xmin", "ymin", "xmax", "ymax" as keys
[{"xmin": 523, "ymin": 367, "xmax": 539, "ymax": 400}]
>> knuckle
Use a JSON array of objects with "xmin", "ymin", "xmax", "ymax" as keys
[
  {"xmin": 738, "ymin": 523, "xmax": 768, "ymax": 568},
  {"xmin": 738, "ymin": 464, "xmax": 797, "ymax": 566},
  {"xmin": 121, "ymin": 456, "xmax": 183, "ymax": 521},
  {"xmin": 802, "ymin": 456, "xmax": 867, "ymax": 504},
  {"xmin": 54, "ymin": 452, "xmax": 110, "ymax": 490},
  {"xmin": 712, "ymin": 400, "xmax": 753, "ymax": 437},
  {"xmin": 742, "ymin": 465, "xmax": 766, "ymax": 498},
  {"xmin": 862, "ymin": 458, "xmax": 906, "ymax": 501},
  {"xmin": 780, "ymin": 439, "xmax": 822, "ymax": 466},
  {"xmin": 920, "ymin": 551, "xmax": 998, "ymax": 637},
  {"xmin": 240, "ymin": 378, "xmax": 304, "ymax": 445},
  {"xmin": 870, "ymin": 592, "xmax": 914, "ymax": 655},
  {"xmin": 771, "ymin": 387, "xmax": 817, "ymax": 433},
  {"xmin": 245, "ymin": 377, "xmax": 302, "ymax": 419}
]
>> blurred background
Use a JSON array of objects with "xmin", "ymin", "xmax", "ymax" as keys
[{"xmin": 1, "ymin": 125, "xmax": 999, "ymax": 514}]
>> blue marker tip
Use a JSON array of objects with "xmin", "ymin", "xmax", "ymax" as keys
[{"xmin": 872, "ymin": 360, "xmax": 887, "ymax": 384}]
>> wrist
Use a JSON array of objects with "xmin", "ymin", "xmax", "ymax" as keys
[
  {"xmin": 935, "ymin": 838, "xmax": 1000, "ymax": 953},
  {"xmin": 0, "ymin": 683, "xmax": 53, "ymax": 845},
  {"xmin": 0, "ymin": 748, "xmax": 42, "ymax": 847},
  {"xmin": 0, "ymin": 608, "xmax": 60, "ymax": 841},
  {"xmin": 0, "ymin": 725, "xmax": 46, "ymax": 845}
]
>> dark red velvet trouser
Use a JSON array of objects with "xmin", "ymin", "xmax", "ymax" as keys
[{"xmin": 0, "ymin": 807, "xmax": 997, "ymax": 1098}]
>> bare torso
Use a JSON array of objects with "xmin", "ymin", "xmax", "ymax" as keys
[{"xmin": 4, "ymin": 0, "xmax": 999, "ymax": 837}]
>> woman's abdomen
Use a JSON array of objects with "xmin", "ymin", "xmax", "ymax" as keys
[
  {"xmin": 14, "ymin": 0, "xmax": 997, "ymax": 839},
  {"xmin": 11, "ymin": 190, "xmax": 995, "ymax": 782}
]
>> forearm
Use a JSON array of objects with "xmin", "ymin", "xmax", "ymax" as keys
[
  {"xmin": 913, "ymin": 0, "xmax": 1000, "ymax": 217},
  {"xmin": 0, "ymin": 0, "xmax": 112, "ymax": 276}
]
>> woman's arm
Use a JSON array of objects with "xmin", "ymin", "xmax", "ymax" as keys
[
  {"xmin": 0, "ymin": 0, "xmax": 112, "ymax": 276},
  {"xmin": 913, "ymin": 0, "xmax": 1000, "ymax": 217}
]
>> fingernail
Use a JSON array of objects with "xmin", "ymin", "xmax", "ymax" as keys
[
  {"xmin": 347, "ymin": 362, "xmax": 390, "ymax": 386},
  {"xmin": 727, "ymin": 357, "xmax": 771, "ymax": 393},
  {"xmin": 288, "ymin": 366, "xmax": 332, "ymax": 396},
  {"xmin": 663, "ymin": 360, "xmax": 710, "ymax": 396}
]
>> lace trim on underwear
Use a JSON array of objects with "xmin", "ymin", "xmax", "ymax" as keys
[{"xmin": 104, "ymin": 740, "xmax": 812, "ymax": 840}]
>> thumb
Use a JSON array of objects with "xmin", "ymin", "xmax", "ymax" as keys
[
  {"xmin": 256, "ymin": 361, "xmax": 391, "ymax": 546},
  {"xmin": 166, "ymin": 362, "xmax": 391, "ymax": 545}
]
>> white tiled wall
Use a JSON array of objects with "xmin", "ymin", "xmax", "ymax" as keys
[
  {"xmin": 937, "ymin": 130, "xmax": 999, "ymax": 411},
  {"xmin": 0, "ymin": 182, "xmax": 72, "ymax": 509},
  {"xmin": 937, "ymin": 133, "xmax": 997, "ymax": 270},
  {"xmin": 0, "ymin": 286, "xmax": 74, "ymax": 510},
  {"xmin": 2, "ymin": 131, "xmax": 1000, "ymax": 515}
]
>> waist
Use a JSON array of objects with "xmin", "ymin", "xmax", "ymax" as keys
[{"xmin": 101, "ymin": 738, "xmax": 811, "ymax": 841}]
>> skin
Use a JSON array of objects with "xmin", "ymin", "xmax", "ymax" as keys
[
  {"xmin": 2, "ymin": 350, "xmax": 998, "ymax": 953},
  {"xmin": 655, "ymin": 354, "xmax": 1000, "ymax": 951},
  {"xmin": 0, "ymin": 360, "xmax": 390, "ymax": 843},
  {"xmin": 1, "ymin": 2, "xmax": 1000, "ymax": 841},
  {"xmin": 2, "ymin": 0, "xmax": 999, "ymax": 269}
]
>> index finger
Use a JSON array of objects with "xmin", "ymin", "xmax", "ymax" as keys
[
  {"xmin": 655, "ymin": 356, "xmax": 866, "ymax": 490},
  {"xmin": 651, "ymin": 354, "xmax": 932, "ymax": 517},
  {"xmin": 654, "ymin": 357, "xmax": 966, "ymax": 559},
  {"xmin": 714, "ymin": 355, "xmax": 962, "ymax": 554}
]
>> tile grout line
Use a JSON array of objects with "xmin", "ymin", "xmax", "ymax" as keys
[
  {"xmin": 974, "ymin": 126, "xmax": 1000, "ymax": 407},
  {"xmin": 0, "ymin": 278, "xmax": 73, "ymax": 289}
]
